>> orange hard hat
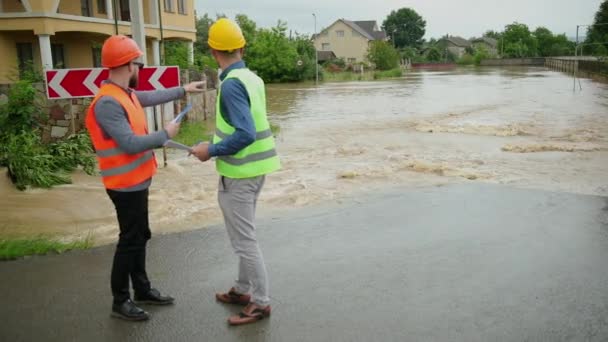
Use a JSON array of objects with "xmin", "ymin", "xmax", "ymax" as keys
[{"xmin": 101, "ymin": 35, "xmax": 143, "ymax": 68}]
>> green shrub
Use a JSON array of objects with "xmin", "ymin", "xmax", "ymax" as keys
[
  {"xmin": 4, "ymin": 131, "xmax": 70, "ymax": 190},
  {"xmin": 373, "ymin": 68, "xmax": 403, "ymax": 79}
]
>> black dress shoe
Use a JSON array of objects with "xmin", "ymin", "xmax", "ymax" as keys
[
  {"xmin": 134, "ymin": 288, "xmax": 175, "ymax": 305},
  {"xmin": 111, "ymin": 299, "xmax": 150, "ymax": 321}
]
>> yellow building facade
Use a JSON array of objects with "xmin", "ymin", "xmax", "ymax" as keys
[{"xmin": 0, "ymin": 0, "xmax": 196, "ymax": 83}]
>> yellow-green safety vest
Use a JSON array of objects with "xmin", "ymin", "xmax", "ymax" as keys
[{"xmin": 213, "ymin": 68, "xmax": 281, "ymax": 178}]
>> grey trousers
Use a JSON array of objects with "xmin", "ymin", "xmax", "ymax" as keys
[{"xmin": 218, "ymin": 175, "xmax": 269, "ymax": 306}]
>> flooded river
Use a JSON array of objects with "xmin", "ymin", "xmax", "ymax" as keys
[{"xmin": 1, "ymin": 66, "xmax": 607, "ymax": 245}]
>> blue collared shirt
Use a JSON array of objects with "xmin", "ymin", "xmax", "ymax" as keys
[{"xmin": 208, "ymin": 61, "xmax": 257, "ymax": 157}]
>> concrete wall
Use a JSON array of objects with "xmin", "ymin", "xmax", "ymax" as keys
[
  {"xmin": 480, "ymin": 58, "xmax": 545, "ymax": 66},
  {"xmin": 0, "ymin": 66, "xmax": 219, "ymax": 142}
]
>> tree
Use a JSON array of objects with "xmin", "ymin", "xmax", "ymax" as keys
[
  {"xmin": 235, "ymin": 14, "xmax": 258, "ymax": 46},
  {"xmin": 194, "ymin": 13, "xmax": 213, "ymax": 55},
  {"xmin": 245, "ymin": 21, "xmax": 299, "ymax": 82},
  {"xmin": 483, "ymin": 30, "xmax": 502, "ymax": 40},
  {"xmin": 367, "ymin": 40, "xmax": 400, "ymax": 70},
  {"xmin": 585, "ymin": 0, "xmax": 608, "ymax": 55},
  {"xmin": 425, "ymin": 47, "xmax": 442, "ymax": 62},
  {"xmin": 533, "ymin": 27, "xmax": 574, "ymax": 57},
  {"xmin": 164, "ymin": 41, "xmax": 189, "ymax": 69},
  {"xmin": 382, "ymin": 8, "xmax": 426, "ymax": 48},
  {"xmin": 502, "ymin": 22, "xmax": 538, "ymax": 57},
  {"xmin": 291, "ymin": 34, "xmax": 316, "ymax": 81}
]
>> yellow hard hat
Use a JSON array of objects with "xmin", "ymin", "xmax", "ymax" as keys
[{"xmin": 208, "ymin": 18, "xmax": 246, "ymax": 51}]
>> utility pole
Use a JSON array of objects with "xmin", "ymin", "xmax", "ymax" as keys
[{"xmin": 313, "ymin": 13, "xmax": 318, "ymax": 85}]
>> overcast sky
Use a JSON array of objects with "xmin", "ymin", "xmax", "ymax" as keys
[{"xmin": 194, "ymin": 0, "xmax": 602, "ymax": 39}]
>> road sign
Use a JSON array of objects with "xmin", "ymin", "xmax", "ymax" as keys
[{"xmin": 45, "ymin": 66, "xmax": 180, "ymax": 99}]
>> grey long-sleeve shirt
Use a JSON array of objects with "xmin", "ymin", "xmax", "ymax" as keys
[{"xmin": 94, "ymin": 82, "xmax": 186, "ymax": 191}]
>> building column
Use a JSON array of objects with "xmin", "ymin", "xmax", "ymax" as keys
[
  {"xmin": 38, "ymin": 34, "xmax": 53, "ymax": 71},
  {"xmin": 152, "ymin": 39, "xmax": 161, "ymax": 65},
  {"xmin": 129, "ymin": 0, "xmax": 147, "ymax": 63},
  {"xmin": 106, "ymin": 0, "xmax": 114, "ymax": 20},
  {"xmin": 187, "ymin": 41, "xmax": 194, "ymax": 65},
  {"xmin": 149, "ymin": 0, "xmax": 159, "ymax": 25}
]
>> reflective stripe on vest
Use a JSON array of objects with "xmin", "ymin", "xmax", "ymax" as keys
[
  {"xmin": 85, "ymin": 83, "xmax": 157, "ymax": 189},
  {"xmin": 213, "ymin": 68, "xmax": 280, "ymax": 178}
]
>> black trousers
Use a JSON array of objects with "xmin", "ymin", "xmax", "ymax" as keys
[{"xmin": 107, "ymin": 188, "xmax": 152, "ymax": 304}]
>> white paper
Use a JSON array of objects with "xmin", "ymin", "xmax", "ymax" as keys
[
  {"xmin": 172, "ymin": 103, "xmax": 192, "ymax": 124},
  {"xmin": 163, "ymin": 140, "xmax": 193, "ymax": 152}
]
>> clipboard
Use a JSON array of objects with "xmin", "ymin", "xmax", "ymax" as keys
[
  {"xmin": 163, "ymin": 139, "xmax": 193, "ymax": 152},
  {"xmin": 172, "ymin": 103, "xmax": 192, "ymax": 123}
]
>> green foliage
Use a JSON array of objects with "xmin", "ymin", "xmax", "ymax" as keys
[
  {"xmin": 3, "ymin": 131, "xmax": 70, "ymax": 190},
  {"xmin": 0, "ymin": 81, "xmax": 45, "ymax": 133},
  {"xmin": 382, "ymin": 8, "xmax": 426, "ymax": 48},
  {"xmin": 0, "ymin": 236, "xmax": 93, "ymax": 260},
  {"xmin": 194, "ymin": 13, "xmax": 213, "ymax": 55},
  {"xmin": 235, "ymin": 14, "xmax": 258, "ymax": 45},
  {"xmin": 425, "ymin": 47, "xmax": 442, "ymax": 62},
  {"xmin": 585, "ymin": 0, "xmax": 608, "ymax": 55},
  {"xmin": 501, "ymin": 22, "xmax": 538, "ymax": 57},
  {"xmin": 373, "ymin": 68, "xmax": 402, "ymax": 79},
  {"xmin": 246, "ymin": 21, "xmax": 300, "ymax": 82},
  {"xmin": 473, "ymin": 46, "xmax": 490, "ymax": 65},
  {"xmin": 173, "ymin": 120, "xmax": 213, "ymax": 146},
  {"xmin": 0, "ymin": 81, "xmax": 95, "ymax": 190},
  {"xmin": 164, "ymin": 40, "xmax": 190, "ymax": 69},
  {"xmin": 367, "ymin": 41, "xmax": 400, "ymax": 70},
  {"xmin": 457, "ymin": 54, "xmax": 475, "ymax": 65},
  {"xmin": 48, "ymin": 132, "xmax": 96, "ymax": 176},
  {"xmin": 534, "ymin": 27, "xmax": 574, "ymax": 56}
]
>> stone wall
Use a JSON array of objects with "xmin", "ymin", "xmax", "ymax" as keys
[{"xmin": 0, "ymin": 67, "xmax": 220, "ymax": 143}]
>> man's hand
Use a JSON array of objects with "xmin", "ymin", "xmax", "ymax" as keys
[
  {"xmin": 164, "ymin": 121, "xmax": 180, "ymax": 139},
  {"xmin": 183, "ymin": 81, "xmax": 206, "ymax": 93},
  {"xmin": 191, "ymin": 142, "xmax": 211, "ymax": 162}
]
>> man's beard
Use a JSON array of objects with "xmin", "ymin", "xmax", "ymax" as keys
[{"xmin": 129, "ymin": 74, "xmax": 139, "ymax": 88}]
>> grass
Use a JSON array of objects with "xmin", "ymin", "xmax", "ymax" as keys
[
  {"xmin": 174, "ymin": 120, "xmax": 282, "ymax": 146},
  {"xmin": 0, "ymin": 236, "xmax": 93, "ymax": 261},
  {"xmin": 173, "ymin": 120, "xmax": 214, "ymax": 146},
  {"xmin": 323, "ymin": 68, "xmax": 403, "ymax": 82}
]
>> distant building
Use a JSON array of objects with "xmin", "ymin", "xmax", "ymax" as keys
[
  {"xmin": 313, "ymin": 19, "xmax": 387, "ymax": 65},
  {"xmin": 472, "ymin": 37, "xmax": 498, "ymax": 56},
  {"xmin": 439, "ymin": 35, "xmax": 472, "ymax": 58},
  {"xmin": 0, "ymin": 0, "xmax": 196, "ymax": 83}
]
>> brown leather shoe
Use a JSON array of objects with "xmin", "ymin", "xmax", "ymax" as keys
[
  {"xmin": 215, "ymin": 287, "xmax": 251, "ymax": 305},
  {"xmin": 228, "ymin": 303, "xmax": 271, "ymax": 326}
]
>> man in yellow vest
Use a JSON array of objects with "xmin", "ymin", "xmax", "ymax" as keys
[
  {"xmin": 86, "ymin": 35, "xmax": 204, "ymax": 321},
  {"xmin": 191, "ymin": 18, "xmax": 281, "ymax": 325}
]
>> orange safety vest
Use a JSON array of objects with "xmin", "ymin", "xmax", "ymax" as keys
[{"xmin": 85, "ymin": 83, "xmax": 157, "ymax": 189}]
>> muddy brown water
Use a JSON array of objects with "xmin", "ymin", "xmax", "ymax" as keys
[{"xmin": 1, "ymin": 66, "xmax": 606, "ymax": 245}]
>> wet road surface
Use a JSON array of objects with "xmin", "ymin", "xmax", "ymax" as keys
[{"xmin": 1, "ymin": 183, "xmax": 607, "ymax": 341}]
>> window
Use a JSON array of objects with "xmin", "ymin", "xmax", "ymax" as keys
[
  {"xmin": 97, "ymin": 0, "xmax": 106, "ymax": 14},
  {"xmin": 51, "ymin": 44, "xmax": 66, "ymax": 68},
  {"xmin": 177, "ymin": 0, "xmax": 186, "ymax": 14},
  {"xmin": 164, "ymin": 0, "xmax": 174, "ymax": 12},
  {"xmin": 92, "ymin": 46, "xmax": 102, "ymax": 67},
  {"xmin": 336, "ymin": 30, "xmax": 344, "ymax": 37},
  {"xmin": 16, "ymin": 43, "xmax": 33, "ymax": 78},
  {"xmin": 119, "ymin": 0, "xmax": 130, "ymax": 21},
  {"xmin": 322, "ymin": 43, "xmax": 330, "ymax": 50},
  {"xmin": 81, "ymin": 0, "xmax": 92, "ymax": 17}
]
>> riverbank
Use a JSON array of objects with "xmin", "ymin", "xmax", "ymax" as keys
[{"xmin": 1, "ymin": 66, "xmax": 606, "ymax": 251}]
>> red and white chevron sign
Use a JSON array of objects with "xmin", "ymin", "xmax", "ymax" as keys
[{"xmin": 45, "ymin": 66, "xmax": 180, "ymax": 99}]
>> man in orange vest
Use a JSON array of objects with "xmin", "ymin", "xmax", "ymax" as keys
[{"xmin": 86, "ymin": 35, "xmax": 204, "ymax": 321}]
